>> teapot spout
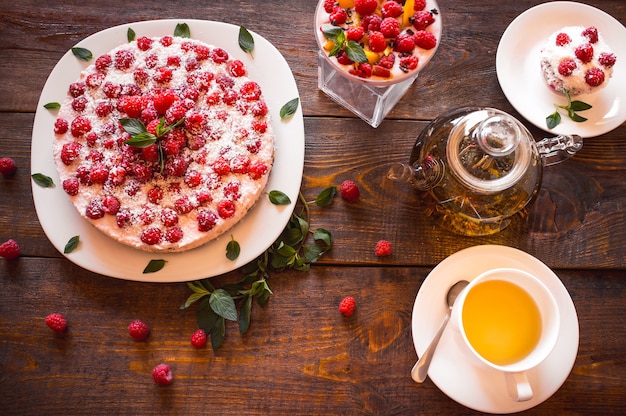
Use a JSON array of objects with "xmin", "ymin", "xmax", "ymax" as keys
[
  {"xmin": 386, "ymin": 159, "xmax": 444, "ymax": 191},
  {"xmin": 536, "ymin": 134, "xmax": 583, "ymax": 166}
]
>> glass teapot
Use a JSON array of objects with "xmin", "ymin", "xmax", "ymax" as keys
[{"xmin": 387, "ymin": 107, "xmax": 583, "ymax": 236}]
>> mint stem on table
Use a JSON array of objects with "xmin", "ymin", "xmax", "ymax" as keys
[{"xmin": 546, "ymin": 91, "xmax": 592, "ymax": 129}]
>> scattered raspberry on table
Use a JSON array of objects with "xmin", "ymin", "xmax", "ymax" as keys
[
  {"xmin": 339, "ymin": 180, "xmax": 360, "ymax": 202},
  {"xmin": 0, "ymin": 157, "xmax": 16, "ymax": 177},
  {"xmin": 152, "ymin": 363, "xmax": 173, "ymax": 386},
  {"xmin": 0, "ymin": 239, "xmax": 20, "ymax": 259},
  {"xmin": 128, "ymin": 319, "xmax": 150, "ymax": 340},
  {"xmin": 190, "ymin": 329, "xmax": 207, "ymax": 348},
  {"xmin": 375, "ymin": 240, "xmax": 392, "ymax": 257},
  {"xmin": 339, "ymin": 296, "xmax": 356, "ymax": 317},
  {"xmin": 45, "ymin": 313, "xmax": 68, "ymax": 332}
]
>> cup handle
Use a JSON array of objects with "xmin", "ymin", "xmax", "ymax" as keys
[{"xmin": 505, "ymin": 371, "xmax": 533, "ymax": 402}]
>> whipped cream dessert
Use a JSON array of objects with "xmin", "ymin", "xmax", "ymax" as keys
[
  {"xmin": 315, "ymin": 0, "xmax": 441, "ymax": 83},
  {"xmin": 53, "ymin": 35, "xmax": 275, "ymax": 252},
  {"xmin": 540, "ymin": 25, "xmax": 617, "ymax": 96}
]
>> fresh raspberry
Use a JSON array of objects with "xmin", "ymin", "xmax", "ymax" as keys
[
  {"xmin": 60, "ymin": 142, "xmax": 82, "ymax": 165},
  {"xmin": 354, "ymin": 0, "xmax": 377, "ymax": 16},
  {"xmin": 555, "ymin": 32, "xmax": 571, "ymax": 46},
  {"xmin": 400, "ymin": 55, "xmax": 419, "ymax": 71},
  {"xmin": 339, "ymin": 296, "xmax": 356, "ymax": 317},
  {"xmin": 190, "ymin": 329, "xmax": 207, "ymax": 348},
  {"xmin": 575, "ymin": 43, "xmax": 594, "ymax": 63},
  {"xmin": 70, "ymin": 116, "xmax": 92, "ymax": 137},
  {"xmin": 248, "ymin": 161, "xmax": 268, "ymax": 180},
  {"xmin": 368, "ymin": 31, "xmax": 387, "ymax": 53},
  {"xmin": 558, "ymin": 59, "xmax": 577, "ymax": 76},
  {"xmin": 160, "ymin": 208, "xmax": 179, "ymax": 227},
  {"xmin": 598, "ymin": 52, "xmax": 616, "ymax": 68},
  {"xmin": 108, "ymin": 166, "xmax": 126, "ymax": 186},
  {"xmin": 164, "ymin": 155, "xmax": 189, "ymax": 177},
  {"xmin": 414, "ymin": 30, "xmax": 437, "ymax": 50},
  {"xmin": 210, "ymin": 47, "xmax": 229, "ymax": 64},
  {"xmin": 0, "ymin": 157, "xmax": 16, "ymax": 177},
  {"xmin": 223, "ymin": 181, "xmax": 241, "ymax": 200},
  {"xmin": 166, "ymin": 55, "xmax": 181, "ymax": 67},
  {"xmin": 218, "ymin": 200, "xmax": 236, "ymax": 218},
  {"xmin": 414, "ymin": 0, "xmax": 427, "ymax": 11},
  {"xmin": 361, "ymin": 14, "xmax": 382, "ymax": 32},
  {"xmin": 68, "ymin": 82, "xmax": 86, "ymax": 98},
  {"xmin": 372, "ymin": 65, "xmax": 391, "ymax": 78},
  {"xmin": 184, "ymin": 170, "xmax": 203, "ymax": 187},
  {"xmin": 45, "ymin": 313, "xmax": 67, "ymax": 332},
  {"xmin": 378, "ymin": 53, "xmax": 395, "ymax": 69},
  {"xmin": 582, "ymin": 26, "xmax": 598, "ymax": 44},
  {"xmin": 153, "ymin": 89, "xmax": 177, "ymax": 114},
  {"xmin": 160, "ymin": 36, "xmax": 173, "ymax": 46},
  {"xmin": 212, "ymin": 157, "xmax": 231, "ymax": 175},
  {"xmin": 230, "ymin": 155, "xmax": 251, "ymax": 174},
  {"xmin": 153, "ymin": 67, "xmax": 173, "ymax": 84},
  {"xmin": 85, "ymin": 199, "xmax": 105, "ymax": 219},
  {"xmin": 54, "ymin": 118, "xmax": 69, "ymax": 134},
  {"xmin": 140, "ymin": 228, "xmax": 163, "ymax": 245},
  {"xmin": 346, "ymin": 26, "xmax": 365, "ymax": 42},
  {"xmin": 413, "ymin": 10, "xmax": 435, "ymax": 30},
  {"xmin": 375, "ymin": 239, "xmax": 392, "ymax": 257},
  {"xmin": 0, "ymin": 239, "xmax": 20, "ymax": 259},
  {"xmin": 165, "ymin": 226, "xmax": 183, "ymax": 243},
  {"xmin": 114, "ymin": 49, "xmax": 135, "ymax": 70},
  {"xmin": 71, "ymin": 97, "xmax": 87, "ymax": 112},
  {"xmin": 95, "ymin": 101, "xmax": 113, "ymax": 117},
  {"xmin": 120, "ymin": 95, "xmax": 145, "ymax": 118},
  {"xmin": 174, "ymin": 196, "xmax": 194, "ymax": 214},
  {"xmin": 95, "ymin": 54, "xmax": 112, "ymax": 72},
  {"xmin": 197, "ymin": 210, "xmax": 217, "ymax": 232},
  {"xmin": 240, "ymin": 81, "xmax": 262, "ymax": 101},
  {"xmin": 339, "ymin": 179, "xmax": 360, "ymax": 202},
  {"xmin": 128, "ymin": 319, "xmax": 150, "ymax": 340},
  {"xmin": 395, "ymin": 33, "xmax": 415, "ymax": 53},
  {"xmin": 323, "ymin": 0, "xmax": 336, "ymax": 13},
  {"xmin": 132, "ymin": 163, "xmax": 153, "ymax": 183},
  {"xmin": 380, "ymin": 17, "xmax": 400, "ymax": 38},
  {"xmin": 194, "ymin": 44, "xmax": 211, "ymax": 61},
  {"xmin": 116, "ymin": 209, "xmax": 131, "ymax": 228},
  {"xmin": 329, "ymin": 6, "xmax": 348, "ymax": 25},
  {"xmin": 335, "ymin": 49, "xmax": 353, "ymax": 65},
  {"xmin": 350, "ymin": 62, "xmax": 372, "ymax": 78},
  {"xmin": 89, "ymin": 164, "xmax": 109, "ymax": 184},
  {"xmin": 250, "ymin": 101, "xmax": 268, "ymax": 117},
  {"xmin": 228, "ymin": 59, "xmax": 247, "ymax": 77},
  {"xmin": 136, "ymin": 36, "xmax": 153, "ymax": 51},
  {"xmin": 86, "ymin": 73, "xmax": 105, "ymax": 88},
  {"xmin": 165, "ymin": 101, "xmax": 188, "ymax": 124},
  {"xmin": 251, "ymin": 121, "xmax": 267, "ymax": 134},
  {"xmin": 585, "ymin": 67, "xmax": 605, "ymax": 87},
  {"xmin": 381, "ymin": 1, "xmax": 403, "ymax": 18},
  {"xmin": 62, "ymin": 178, "xmax": 80, "ymax": 196},
  {"xmin": 102, "ymin": 81, "xmax": 122, "ymax": 98},
  {"xmin": 152, "ymin": 363, "xmax": 173, "ymax": 386},
  {"xmin": 102, "ymin": 195, "xmax": 121, "ymax": 215}
]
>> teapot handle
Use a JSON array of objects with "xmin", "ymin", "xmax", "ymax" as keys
[{"xmin": 536, "ymin": 134, "xmax": 583, "ymax": 167}]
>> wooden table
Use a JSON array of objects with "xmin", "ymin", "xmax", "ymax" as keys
[{"xmin": 1, "ymin": 0, "xmax": 625, "ymax": 414}]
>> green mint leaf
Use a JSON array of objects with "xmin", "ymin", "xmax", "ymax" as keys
[
  {"xmin": 313, "ymin": 228, "xmax": 332, "ymax": 248},
  {"xmin": 125, "ymin": 132, "xmax": 157, "ymax": 148},
  {"xmin": 344, "ymin": 40, "xmax": 368, "ymax": 63},
  {"xmin": 209, "ymin": 289, "xmax": 238, "ymax": 321},
  {"xmin": 63, "ymin": 235, "xmax": 80, "ymax": 254},
  {"xmin": 197, "ymin": 298, "xmax": 220, "ymax": 330},
  {"xmin": 44, "ymin": 102, "xmax": 61, "ymax": 110},
  {"xmin": 569, "ymin": 100, "xmax": 592, "ymax": 112},
  {"xmin": 303, "ymin": 243, "xmax": 324, "ymax": 263},
  {"xmin": 186, "ymin": 280, "xmax": 211, "ymax": 295},
  {"xmin": 174, "ymin": 23, "xmax": 190, "ymax": 38},
  {"xmin": 71, "ymin": 47, "xmax": 93, "ymax": 61},
  {"xmin": 268, "ymin": 190, "xmax": 291, "ymax": 205},
  {"xmin": 226, "ymin": 236, "xmax": 240, "ymax": 261},
  {"xmin": 238, "ymin": 295, "xmax": 253, "ymax": 334},
  {"xmin": 280, "ymin": 98, "xmax": 299, "ymax": 120},
  {"xmin": 546, "ymin": 111, "xmax": 561, "ymax": 129},
  {"xmin": 180, "ymin": 291, "xmax": 207, "ymax": 309},
  {"xmin": 127, "ymin": 27, "xmax": 136, "ymax": 42},
  {"xmin": 238, "ymin": 26, "xmax": 254, "ymax": 54},
  {"xmin": 119, "ymin": 118, "xmax": 147, "ymax": 136},
  {"xmin": 31, "ymin": 173, "xmax": 54, "ymax": 188},
  {"xmin": 143, "ymin": 259, "xmax": 166, "ymax": 273},
  {"xmin": 315, "ymin": 186, "xmax": 336, "ymax": 207},
  {"xmin": 210, "ymin": 317, "xmax": 226, "ymax": 350},
  {"xmin": 570, "ymin": 113, "xmax": 588, "ymax": 123},
  {"xmin": 321, "ymin": 24, "xmax": 344, "ymax": 42}
]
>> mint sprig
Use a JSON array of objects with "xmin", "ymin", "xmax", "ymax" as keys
[
  {"xmin": 120, "ymin": 117, "xmax": 184, "ymax": 173},
  {"xmin": 321, "ymin": 24, "xmax": 367, "ymax": 63},
  {"xmin": 546, "ymin": 91, "xmax": 592, "ymax": 129}
]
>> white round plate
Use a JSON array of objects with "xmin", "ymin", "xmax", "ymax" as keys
[
  {"xmin": 31, "ymin": 20, "xmax": 304, "ymax": 283},
  {"xmin": 496, "ymin": 1, "xmax": 626, "ymax": 137},
  {"xmin": 412, "ymin": 245, "xmax": 579, "ymax": 414}
]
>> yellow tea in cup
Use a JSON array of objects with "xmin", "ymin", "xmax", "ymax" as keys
[{"xmin": 462, "ymin": 280, "xmax": 542, "ymax": 366}]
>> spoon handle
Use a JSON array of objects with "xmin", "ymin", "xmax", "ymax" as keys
[{"xmin": 411, "ymin": 313, "xmax": 450, "ymax": 383}]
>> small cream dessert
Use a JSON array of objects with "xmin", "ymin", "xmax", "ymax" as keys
[
  {"xmin": 53, "ymin": 35, "xmax": 275, "ymax": 252},
  {"xmin": 540, "ymin": 25, "xmax": 617, "ymax": 96}
]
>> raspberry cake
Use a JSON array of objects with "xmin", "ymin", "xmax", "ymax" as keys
[
  {"xmin": 53, "ymin": 35, "xmax": 275, "ymax": 252},
  {"xmin": 540, "ymin": 26, "xmax": 617, "ymax": 96}
]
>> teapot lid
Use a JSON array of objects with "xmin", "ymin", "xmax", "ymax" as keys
[{"xmin": 447, "ymin": 109, "xmax": 533, "ymax": 193}]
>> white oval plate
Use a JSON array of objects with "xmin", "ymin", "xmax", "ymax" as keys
[
  {"xmin": 31, "ymin": 19, "xmax": 304, "ymax": 283},
  {"xmin": 412, "ymin": 245, "xmax": 578, "ymax": 413},
  {"xmin": 496, "ymin": 1, "xmax": 626, "ymax": 137}
]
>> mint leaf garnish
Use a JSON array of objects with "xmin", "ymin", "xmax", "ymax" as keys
[
  {"xmin": 238, "ymin": 26, "xmax": 254, "ymax": 54},
  {"xmin": 127, "ymin": 28, "xmax": 136, "ymax": 42},
  {"xmin": 64, "ymin": 235, "xmax": 80, "ymax": 254},
  {"xmin": 71, "ymin": 47, "xmax": 92, "ymax": 61},
  {"xmin": 174, "ymin": 23, "xmax": 190, "ymax": 38},
  {"xmin": 268, "ymin": 190, "xmax": 291, "ymax": 205},
  {"xmin": 226, "ymin": 236, "xmax": 240, "ymax": 261},
  {"xmin": 44, "ymin": 102, "xmax": 61, "ymax": 110},
  {"xmin": 546, "ymin": 91, "xmax": 592, "ymax": 129},
  {"xmin": 31, "ymin": 173, "xmax": 54, "ymax": 188},
  {"xmin": 143, "ymin": 259, "xmax": 166, "ymax": 273}
]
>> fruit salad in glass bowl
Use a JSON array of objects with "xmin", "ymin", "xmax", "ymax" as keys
[{"xmin": 315, "ymin": 0, "xmax": 442, "ymax": 85}]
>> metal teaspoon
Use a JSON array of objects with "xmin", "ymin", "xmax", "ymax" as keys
[{"xmin": 411, "ymin": 280, "xmax": 470, "ymax": 383}]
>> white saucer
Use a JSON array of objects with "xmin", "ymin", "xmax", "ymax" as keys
[
  {"xmin": 411, "ymin": 245, "xmax": 579, "ymax": 414},
  {"xmin": 496, "ymin": 1, "xmax": 626, "ymax": 137}
]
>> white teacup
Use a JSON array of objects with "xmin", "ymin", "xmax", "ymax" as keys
[{"xmin": 451, "ymin": 267, "xmax": 560, "ymax": 402}]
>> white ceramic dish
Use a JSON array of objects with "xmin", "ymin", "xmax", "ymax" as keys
[
  {"xmin": 496, "ymin": 1, "xmax": 626, "ymax": 137},
  {"xmin": 412, "ymin": 245, "xmax": 579, "ymax": 413},
  {"xmin": 31, "ymin": 19, "xmax": 304, "ymax": 283}
]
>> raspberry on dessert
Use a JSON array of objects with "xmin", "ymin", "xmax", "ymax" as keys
[
  {"xmin": 339, "ymin": 179, "xmax": 360, "ymax": 202},
  {"xmin": 555, "ymin": 33, "xmax": 571, "ymax": 46},
  {"xmin": 218, "ymin": 200, "xmax": 236, "ymax": 218},
  {"xmin": 329, "ymin": 6, "xmax": 348, "ymax": 26},
  {"xmin": 558, "ymin": 59, "xmax": 577, "ymax": 76},
  {"xmin": 414, "ymin": 0, "xmax": 427, "ymax": 10},
  {"xmin": 368, "ymin": 31, "xmax": 387, "ymax": 53},
  {"xmin": 136, "ymin": 36, "xmax": 154, "ymax": 51},
  {"xmin": 380, "ymin": 17, "xmax": 400, "ymax": 38},
  {"xmin": 152, "ymin": 363, "xmax": 173, "ymax": 386},
  {"xmin": 210, "ymin": 47, "xmax": 229, "ymax": 64},
  {"xmin": 45, "ymin": 313, "xmax": 67, "ymax": 332},
  {"xmin": 54, "ymin": 118, "xmax": 69, "ymax": 134},
  {"xmin": 114, "ymin": 49, "xmax": 135, "ymax": 70},
  {"xmin": 395, "ymin": 33, "xmax": 415, "ymax": 53},
  {"xmin": 62, "ymin": 178, "xmax": 80, "ymax": 196},
  {"xmin": 140, "ymin": 228, "xmax": 163, "ymax": 245},
  {"xmin": 323, "ymin": 0, "xmax": 335, "ymax": 13},
  {"xmin": 165, "ymin": 226, "xmax": 184, "ymax": 243},
  {"xmin": 197, "ymin": 210, "xmax": 217, "ymax": 232},
  {"xmin": 190, "ymin": 329, "xmax": 207, "ymax": 348},
  {"xmin": 0, "ymin": 239, "xmax": 20, "ymax": 259},
  {"xmin": 346, "ymin": 26, "xmax": 365, "ymax": 42},
  {"xmin": 582, "ymin": 26, "xmax": 599, "ymax": 44},
  {"xmin": 128, "ymin": 319, "xmax": 150, "ymax": 340},
  {"xmin": 0, "ymin": 157, "xmax": 17, "ymax": 177},
  {"xmin": 102, "ymin": 195, "xmax": 121, "ymax": 215},
  {"xmin": 598, "ymin": 52, "xmax": 617, "ymax": 68},
  {"xmin": 70, "ymin": 116, "xmax": 92, "ymax": 138},
  {"xmin": 414, "ymin": 30, "xmax": 437, "ymax": 50},
  {"xmin": 374, "ymin": 239, "xmax": 392, "ymax": 257},
  {"xmin": 354, "ymin": 0, "xmax": 378, "ymax": 16},
  {"xmin": 381, "ymin": 0, "xmax": 403, "ymax": 18},
  {"xmin": 60, "ymin": 142, "xmax": 82, "ymax": 165},
  {"xmin": 339, "ymin": 296, "xmax": 356, "ymax": 317},
  {"xmin": 412, "ymin": 10, "xmax": 435, "ymax": 30},
  {"xmin": 361, "ymin": 14, "xmax": 382, "ymax": 32},
  {"xmin": 575, "ymin": 43, "xmax": 594, "ymax": 63},
  {"xmin": 585, "ymin": 67, "xmax": 605, "ymax": 87}
]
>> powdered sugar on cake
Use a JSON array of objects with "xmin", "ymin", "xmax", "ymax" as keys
[
  {"xmin": 53, "ymin": 36, "xmax": 275, "ymax": 252},
  {"xmin": 540, "ymin": 26, "xmax": 617, "ymax": 96}
]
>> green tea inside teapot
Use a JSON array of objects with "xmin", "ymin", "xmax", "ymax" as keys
[{"xmin": 387, "ymin": 107, "xmax": 583, "ymax": 236}]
